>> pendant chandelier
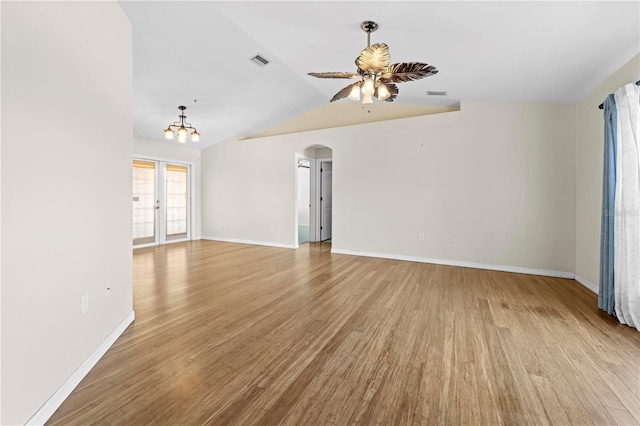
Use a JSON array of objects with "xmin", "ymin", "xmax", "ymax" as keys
[{"xmin": 163, "ymin": 106, "xmax": 200, "ymax": 143}]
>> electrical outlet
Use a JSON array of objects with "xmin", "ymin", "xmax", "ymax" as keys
[
  {"xmin": 105, "ymin": 281, "xmax": 111, "ymax": 297},
  {"xmin": 446, "ymin": 236, "xmax": 452, "ymax": 243},
  {"xmin": 81, "ymin": 294, "xmax": 89, "ymax": 315},
  {"xmin": 419, "ymin": 233, "xmax": 425, "ymax": 241}
]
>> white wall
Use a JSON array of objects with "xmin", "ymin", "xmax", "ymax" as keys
[
  {"xmin": 133, "ymin": 137, "xmax": 202, "ymax": 239},
  {"xmin": 316, "ymin": 147, "xmax": 332, "ymax": 159},
  {"xmin": 0, "ymin": 3, "xmax": 3, "ymax": 420},
  {"xmin": 1, "ymin": 2, "xmax": 133, "ymax": 424},
  {"xmin": 202, "ymin": 100, "xmax": 576, "ymax": 274},
  {"xmin": 575, "ymin": 53, "xmax": 640, "ymax": 288},
  {"xmin": 202, "ymin": 137, "xmax": 298, "ymax": 246}
]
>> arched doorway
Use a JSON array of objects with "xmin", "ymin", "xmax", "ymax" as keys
[{"xmin": 296, "ymin": 145, "xmax": 332, "ymax": 246}]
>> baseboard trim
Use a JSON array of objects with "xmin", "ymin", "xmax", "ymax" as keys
[
  {"xmin": 575, "ymin": 274, "xmax": 599, "ymax": 294},
  {"xmin": 201, "ymin": 236, "xmax": 296, "ymax": 249},
  {"xmin": 330, "ymin": 248, "xmax": 575, "ymax": 279},
  {"xmin": 26, "ymin": 311, "xmax": 135, "ymax": 426}
]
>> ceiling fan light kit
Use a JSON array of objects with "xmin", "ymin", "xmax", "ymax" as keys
[
  {"xmin": 308, "ymin": 21, "xmax": 438, "ymax": 104},
  {"xmin": 163, "ymin": 105, "xmax": 200, "ymax": 143}
]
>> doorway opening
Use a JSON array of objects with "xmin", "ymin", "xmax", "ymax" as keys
[
  {"xmin": 132, "ymin": 158, "xmax": 192, "ymax": 248},
  {"xmin": 295, "ymin": 146, "xmax": 332, "ymax": 246},
  {"xmin": 297, "ymin": 159, "xmax": 311, "ymax": 245}
]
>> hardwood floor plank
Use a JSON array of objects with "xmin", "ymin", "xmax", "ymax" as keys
[
  {"xmin": 529, "ymin": 374, "xmax": 572, "ymax": 425},
  {"xmin": 607, "ymin": 405, "xmax": 640, "ymax": 426},
  {"xmin": 46, "ymin": 241, "xmax": 640, "ymax": 425}
]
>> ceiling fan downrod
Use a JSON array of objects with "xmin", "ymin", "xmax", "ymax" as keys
[{"xmin": 360, "ymin": 21, "xmax": 378, "ymax": 48}]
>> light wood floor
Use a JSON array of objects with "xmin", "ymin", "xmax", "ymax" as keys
[{"xmin": 48, "ymin": 240, "xmax": 640, "ymax": 425}]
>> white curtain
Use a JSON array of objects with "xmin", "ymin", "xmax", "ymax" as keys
[{"xmin": 614, "ymin": 82, "xmax": 640, "ymax": 329}]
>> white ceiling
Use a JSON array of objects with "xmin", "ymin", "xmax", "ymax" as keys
[{"xmin": 119, "ymin": 1, "xmax": 640, "ymax": 149}]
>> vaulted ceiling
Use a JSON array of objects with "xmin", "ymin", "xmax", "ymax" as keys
[{"xmin": 119, "ymin": 1, "xmax": 640, "ymax": 149}]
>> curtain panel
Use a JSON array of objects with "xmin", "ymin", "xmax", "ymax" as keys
[
  {"xmin": 613, "ymin": 83, "xmax": 640, "ymax": 328},
  {"xmin": 599, "ymin": 94, "xmax": 617, "ymax": 315},
  {"xmin": 600, "ymin": 81, "xmax": 640, "ymax": 331}
]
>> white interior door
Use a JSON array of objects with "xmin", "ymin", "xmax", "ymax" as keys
[
  {"xmin": 132, "ymin": 160, "xmax": 158, "ymax": 246},
  {"xmin": 320, "ymin": 161, "xmax": 332, "ymax": 241},
  {"xmin": 132, "ymin": 159, "xmax": 191, "ymax": 247}
]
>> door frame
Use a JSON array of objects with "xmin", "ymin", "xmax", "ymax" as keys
[
  {"xmin": 132, "ymin": 155, "xmax": 195, "ymax": 248},
  {"xmin": 295, "ymin": 154, "xmax": 315, "ymax": 247}
]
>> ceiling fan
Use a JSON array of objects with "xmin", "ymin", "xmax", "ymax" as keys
[{"xmin": 308, "ymin": 21, "xmax": 438, "ymax": 104}]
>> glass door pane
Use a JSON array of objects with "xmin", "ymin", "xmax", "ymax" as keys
[
  {"xmin": 132, "ymin": 160, "xmax": 157, "ymax": 246},
  {"xmin": 164, "ymin": 163, "xmax": 189, "ymax": 241}
]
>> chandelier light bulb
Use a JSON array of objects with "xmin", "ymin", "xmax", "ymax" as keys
[
  {"xmin": 362, "ymin": 78, "xmax": 375, "ymax": 95},
  {"xmin": 348, "ymin": 84, "xmax": 361, "ymax": 101},
  {"xmin": 164, "ymin": 127, "xmax": 174, "ymax": 140},
  {"xmin": 362, "ymin": 93, "xmax": 374, "ymax": 104},
  {"xmin": 191, "ymin": 130, "xmax": 200, "ymax": 143}
]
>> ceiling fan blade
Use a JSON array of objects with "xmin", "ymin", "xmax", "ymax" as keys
[
  {"xmin": 356, "ymin": 43, "xmax": 390, "ymax": 73},
  {"xmin": 330, "ymin": 82, "xmax": 360, "ymax": 102},
  {"xmin": 380, "ymin": 62, "xmax": 438, "ymax": 83},
  {"xmin": 376, "ymin": 83, "xmax": 399, "ymax": 102},
  {"xmin": 307, "ymin": 72, "xmax": 361, "ymax": 79}
]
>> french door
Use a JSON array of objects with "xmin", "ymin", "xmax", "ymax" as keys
[{"xmin": 132, "ymin": 159, "xmax": 191, "ymax": 247}]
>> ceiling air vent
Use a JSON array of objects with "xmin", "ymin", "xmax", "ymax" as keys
[
  {"xmin": 427, "ymin": 90, "xmax": 448, "ymax": 96},
  {"xmin": 250, "ymin": 54, "xmax": 270, "ymax": 67}
]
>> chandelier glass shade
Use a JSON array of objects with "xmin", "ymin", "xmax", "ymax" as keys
[
  {"xmin": 164, "ymin": 106, "xmax": 200, "ymax": 143},
  {"xmin": 345, "ymin": 77, "xmax": 392, "ymax": 104}
]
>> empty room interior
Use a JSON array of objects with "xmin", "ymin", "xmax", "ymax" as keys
[{"xmin": 2, "ymin": 1, "xmax": 640, "ymax": 425}]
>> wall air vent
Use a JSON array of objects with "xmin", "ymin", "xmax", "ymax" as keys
[
  {"xmin": 250, "ymin": 54, "xmax": 270, "ymax": 67},
  {"xmin": 426, "ymin": 91, "xmax": 448, "ymax": 96}
]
